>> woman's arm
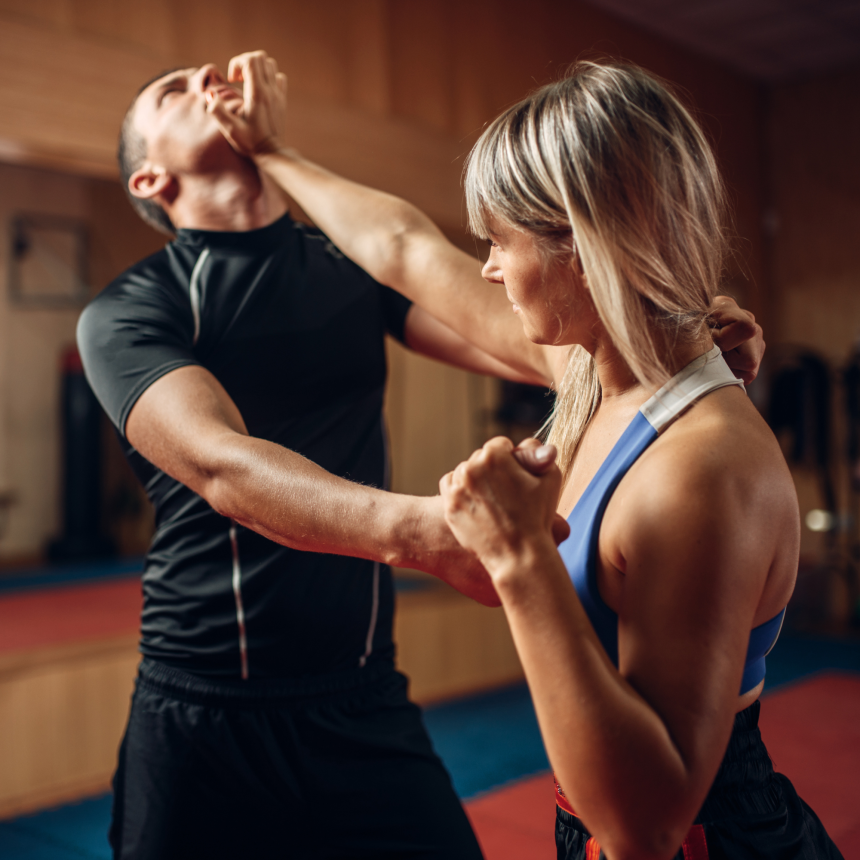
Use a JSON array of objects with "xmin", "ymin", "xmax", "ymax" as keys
[
  {"xmin": 404, "ymin": 305, "xmax": 549, "ymax": 385},
  {"xmin": 206, "ymin": 52, "xmax": 556, "ymax": 385},
  {"xmin": 440, "ymin": 429, "xmax": 794, "ymax": 860}
]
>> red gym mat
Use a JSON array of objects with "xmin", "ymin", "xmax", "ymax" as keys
[
  {"xmin": 0, "ymin": 578, "xmax": 142, "ymax": 654},
  {"xmin": 466, "ymin": 772, "xmax": 557, "ymax": 859},
  {"xmin": 465, "ymin": 672, "xmax": 860, "ymax": 860},
  {"xmin": 760, "ymin": 672, "xmax": 860, "ymax": 857}
]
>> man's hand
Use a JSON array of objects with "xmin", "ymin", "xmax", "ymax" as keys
[
  {"xmin": 206, "ymin": 50, "xmax": 287, "ymax": 158},
  {"xmin": 413, "ymin": 451, "xmax": 570, "ymax": 608},
  {"xmin": 708, "ymin": 296, "xmax": 765, "ymax": 385}
]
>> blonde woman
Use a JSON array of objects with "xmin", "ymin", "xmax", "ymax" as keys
[
  {"xmin": 206, "ymin": 54, "xmax": 835, "ymax": 859},
  {"xmin": 438, "ymin": 65, "xmax": 842, "ymax": 860}
]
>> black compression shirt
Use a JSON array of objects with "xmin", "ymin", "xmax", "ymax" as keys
[{"xmin": 78, "ymin": 213, "xmax": 412, "ymax": 679}]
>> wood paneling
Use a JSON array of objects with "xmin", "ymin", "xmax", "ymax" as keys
[
  {"xmin": 0, "ymin": 0, "xmax": 767, "ymax": 251},
  {"xmin": 0, "ymin": 634, "xmax": 139, "ymax": 819},
  {"xmin": 395, "ymin": 581, "xmax": 523, "ymax": 704},
  {"xmin": 767, "ymin": 63, "xmax": 860, "ymax": 604},
  {"xmin": 769, "ymin": 64, "xmax": 860, "ymax": 362}
]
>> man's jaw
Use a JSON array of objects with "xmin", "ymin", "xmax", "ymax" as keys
[{"xmin": 206, "ymin": 84, "xmax": 243, "ymax": 112}]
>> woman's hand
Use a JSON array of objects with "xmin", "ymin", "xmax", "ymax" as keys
[
  {"xmin": 206, "ymin": 50, "xmax": 287, "ymax": 158},
  {"xmin": 440, "ymin": 437, "xmax": 565, "ymax": 580}
]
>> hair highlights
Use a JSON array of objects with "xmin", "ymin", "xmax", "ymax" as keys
[{"xmin": 465, "ymin": 61, "xmax": 728, "ymax": 476}]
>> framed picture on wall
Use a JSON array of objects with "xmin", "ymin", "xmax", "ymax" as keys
[{"xmin": 8, "ymin": 213, "xmax": 89, "ymax": 307}]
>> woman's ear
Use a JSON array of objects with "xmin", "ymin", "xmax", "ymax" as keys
[{"xmin": 128, "ymin": 163, "xmax": 174, "ymax": 201}]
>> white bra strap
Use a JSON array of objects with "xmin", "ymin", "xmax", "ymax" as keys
[{"xmin": 640, "ymin": 344, "xmax": 745, "ymax": 433}]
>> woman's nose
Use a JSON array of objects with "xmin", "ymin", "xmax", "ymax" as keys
[{"xmin": 481, "ymin": 257, "xmax": 502, "ymax": 283}]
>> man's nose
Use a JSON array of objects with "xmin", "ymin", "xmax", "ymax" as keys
[{"xmin": 195, "ymin": 64, "xmax": 224, "ymax": 92}]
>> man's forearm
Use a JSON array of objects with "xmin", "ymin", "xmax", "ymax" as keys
[
  {"xmin": 196, "ymin": 432, "xmax": 500, "ymax": 605},
  {"xmin": 203, "ymin": 432, "xmax": 418, "ymax": 565}
]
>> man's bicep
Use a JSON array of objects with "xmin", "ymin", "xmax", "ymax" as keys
[{"xmin": 126, "ymin": 365, "xmax": 249, "ymax": 493}]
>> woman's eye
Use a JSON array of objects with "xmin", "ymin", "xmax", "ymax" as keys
[{"xmin": 485, "ymin": 238, "xmax": 498, "ymax": 248}]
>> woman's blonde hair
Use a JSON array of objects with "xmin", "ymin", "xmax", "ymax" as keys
[{"xmin": 464, "ymin": 61, "xmax": 728, "ymax": 477}]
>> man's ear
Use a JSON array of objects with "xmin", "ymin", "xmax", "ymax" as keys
[{"xmin": 128, "ymin": 163, "xmax": 174, "ymax": 201}]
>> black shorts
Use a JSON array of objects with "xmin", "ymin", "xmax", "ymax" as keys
[
  {"xmin": 555, "ymin": 700, "xmax": 844, "ymax": 860},
  {"xmin": 110, "ymin": 659, "xmax": 483, "ymax": 860}
]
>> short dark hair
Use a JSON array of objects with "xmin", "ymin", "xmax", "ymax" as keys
[{"xmin": 117, "ymin": 69, "xmax": 184, "ymax": 236}]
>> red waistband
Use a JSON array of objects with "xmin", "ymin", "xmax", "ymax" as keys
[
  {"xmin": 554, "ymin": 776, "xmax": 577, "ymax": 816},
  {"xmin": 554, "ymin": 777, "xmax": 709, "ymax": 859}
]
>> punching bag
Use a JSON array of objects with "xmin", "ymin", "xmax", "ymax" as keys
[{"xmin": 47, "ymin": 345, "xmax": 114, "ymax": 562}]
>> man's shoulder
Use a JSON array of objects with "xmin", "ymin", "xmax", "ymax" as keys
[
  {"xmin": 79, "ymin": 244, "xmax": 196, "ymax": 343},
  {"xmin": 87, "ymin": 244, "xmax": 191, "ymax": 310}
]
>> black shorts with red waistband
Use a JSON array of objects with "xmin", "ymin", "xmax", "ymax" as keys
[
  {"xmin": 110, "ymin": 658, "xmax": 482, "ymax": 860},
  {"xmin": 554, "ymin": 700, "xmax": 844, "ymax": 860}
]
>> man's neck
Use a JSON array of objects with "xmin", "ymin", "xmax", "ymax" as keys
[{"xmin": 167, "ymin": 165, "xmax": 289, "ymax": 233}]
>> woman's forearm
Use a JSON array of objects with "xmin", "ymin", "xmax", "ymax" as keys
[
  {"xmin": 254, "ymin": 150, "xmax": 553, "ymax": 383},
  {"xmin": 256, "ymin": 150, "xmax": 427, "ymax": 286},
  {"xmin": 494, "ymin": 543, "xmax": 714, "ymax": 860}
]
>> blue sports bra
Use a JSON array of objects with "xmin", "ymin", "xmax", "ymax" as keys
[{"xmin": 558, "ymin": 345, "xmax": 786, "ymax": 695}]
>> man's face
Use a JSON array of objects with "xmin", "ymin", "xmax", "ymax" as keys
[{"xmin": 132, "ymin": 64, "xmax": 244, "ymax": 174}]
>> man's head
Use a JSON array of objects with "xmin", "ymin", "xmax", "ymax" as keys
[{"xmin": 118, "ymin": 65, "xmax": 246, "ymax": 234}]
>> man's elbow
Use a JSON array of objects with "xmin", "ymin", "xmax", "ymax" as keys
[{"xmin": 186, "ymin": 443, "xmax": 249, "ymax": 520}]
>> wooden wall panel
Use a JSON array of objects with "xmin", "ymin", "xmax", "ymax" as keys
[
  {"xmin": 395, "ymin": 583, "xmax": 524, "ymax": 704},
  {"xmin": 769, "ymin": 65, "xmax": 860, "ymax": 362},
  {"xmin": 0, "ymin": 635, "xmax": 139, "ymax": 818},
  {"xmin": 0, "ymin": 163, "xmax": 91, "ymax": 558},
  {"xmin": 766, "ymin": 64, "xmax": 860, "ymax": 598}
]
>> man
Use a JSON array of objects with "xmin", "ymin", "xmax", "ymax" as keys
[{"xmin": 78, "ymin": 53, "xmax": 763, "ymax": 860}]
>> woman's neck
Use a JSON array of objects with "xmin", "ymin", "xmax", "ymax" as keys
[{"xmin": 591, "ymin": 329, "xmax": 715, "ymax": 406}]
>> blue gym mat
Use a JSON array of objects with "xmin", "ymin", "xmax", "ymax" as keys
[
  {"xmin": 0, "ymin": 559, "xmax": 432, "ymax": 597},
  {"xmin": 1, "ymin": 631, "xmax": 858, "ymax": 859}
]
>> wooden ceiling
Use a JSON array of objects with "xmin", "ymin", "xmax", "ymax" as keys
[{"xmin": 582, "ymin": 0, "xmax": 860, "ymax": 80}]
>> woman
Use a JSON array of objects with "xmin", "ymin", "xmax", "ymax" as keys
[
  {"xmin": 436, "ymin": 67, "xmax": 842, "ymax": 859},
  {"xmin": 207, "ymin": 54, "xmax": 836, "ymax": 859}
]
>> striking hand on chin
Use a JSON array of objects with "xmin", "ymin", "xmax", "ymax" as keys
[
  {"xmin": 440, "ymin": 437, "xmax": 566, "ymax": 582},
  {"xmin": 206, "ymin": 50, "xmax": 287, "ymax": 158}
]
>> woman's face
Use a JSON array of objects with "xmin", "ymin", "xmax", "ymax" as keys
[{"xmin": 481, "ymin": 219, "xmax": 597, "ymax": 348}]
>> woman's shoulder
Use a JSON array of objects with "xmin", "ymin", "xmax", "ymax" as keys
[
  {"xmin": 602, "ymin": 383, "xmax": 799, "ymax": 626},
  {"xmin": 607, "ymin": 384, "xmax": 798, "ymax": 560},
  {"xmin": 647, "ymin": 385, "xmax": 792, "ymax": 497}
]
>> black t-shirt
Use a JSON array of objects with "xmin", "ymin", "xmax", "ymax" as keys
[{"xmin": 78, "ymin": 213, "xmax": 412, "ymax": 679}]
